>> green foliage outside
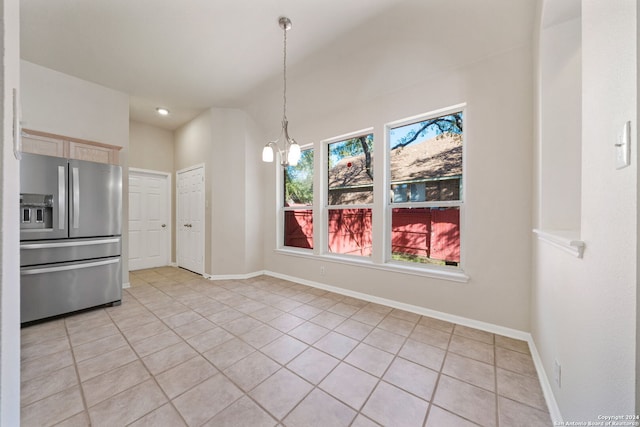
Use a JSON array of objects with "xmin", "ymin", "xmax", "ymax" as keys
[
  {"xmin": 328, "ymin": 134, "xmax": 374, "ymax": 169},
  {"xmin": 283, "ymin": 112, "xmax": 463, "ymax": 206},
  {"xmin": 284, "ymin": 149, "xmax": 314, "ymax": 205},
  {"xmin": 391, "ymin": 252, "xmax": 445, "ymax": 265}
]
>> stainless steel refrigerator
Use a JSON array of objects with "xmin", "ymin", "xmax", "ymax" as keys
[{"xmin": 20, "ymin": 153, "xmax": 122, "ymax": 323}]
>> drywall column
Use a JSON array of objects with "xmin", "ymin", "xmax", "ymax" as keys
[
  {"xmin": 0, "ymin": 0, "xmax": 21, "ymax": 423},
  {"xmin": 532, "ymin": 0, "xmax": 637, "ymax": 420},
  {"xmin": 129, "ymin": 121, "xmax": 175, "ymax": 262},
  {"xmin": 174, "ymin": 107, "xmax": 264, "ymax": 277}
]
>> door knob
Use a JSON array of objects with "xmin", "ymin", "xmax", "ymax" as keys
[{"xmin": 161, "ymin": 224, "xmax": 166, "ymax": 228}]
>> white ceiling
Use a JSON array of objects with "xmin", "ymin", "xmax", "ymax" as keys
[{"xmin": 20, "ymin": 0, "xmax": 537, "ymax": 131}]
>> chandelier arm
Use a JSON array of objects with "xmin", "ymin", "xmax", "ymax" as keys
[{"xmin": 267, "ymin": 141, "xmax": 284, "ymax": 159}]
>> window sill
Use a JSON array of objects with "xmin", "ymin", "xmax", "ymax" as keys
[
  {"xmin": 274, "ymin": 248, "xmax": 470, "ymax": 283},
  {"xmin": 533, "ymin": 229, "xmax": 585, "ymax": 258}
]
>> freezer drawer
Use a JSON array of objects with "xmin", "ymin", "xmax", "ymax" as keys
[
  {"xmin": 20, "ymin": 237, "xmax": 121, "ymax": 267},
  {"xmin": 21, "ymin": 257, "xmax": 122, "ymax": 323}
]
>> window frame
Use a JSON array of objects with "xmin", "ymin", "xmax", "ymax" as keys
[
  {"xmin": 280, "ymin": 145, "xmax": 315, "ymax": 252},
  {"xmin": 274, "ymin": 104, "xmax": 469, "ymax": 283},
  {"xmin": 320, "ymin": 128, "xmax": 375, "ymax": 260},
  {"xmin": 383, "ymin": 104, "xmax": 466, "ymax": 272}
]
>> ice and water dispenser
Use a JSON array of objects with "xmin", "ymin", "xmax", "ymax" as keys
[{"xmin": 20, "ymin": 193, "xmax": 53, "ymax": 230}]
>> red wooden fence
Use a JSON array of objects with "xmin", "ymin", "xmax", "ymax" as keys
[
  {"xmin": 284, "ymin": 210, "xmax": 313, "ymax": 249},
  {"xmin": 284, "ymin": 207, "xmax": 460, "ymax": 264},
  {"xmin": 328, "ymin": 209, "xmax": 372, "ymax": 256}
]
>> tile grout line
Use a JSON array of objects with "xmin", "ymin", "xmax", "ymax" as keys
[
  {"xmin": 175, "ymin": 271, "xmax": 536, "ymax": 423},
  {"xmin": 495, "ymin": 332, "xmax": 500, "ymax": 427},
  {"xmin": 140, "ymin": 272, "xmax": 318, "ymax": 425},
  {"xmin": 132, "ymin": 276, "xmax": 260, "ymax": 424},
  {"xmin": 422, "ymin": 321, "xmax": 454, "ymax": 427},
  {"xmin": 222, "ymin": 283, "xmax": 374, "ymax": 424},
  {"xmin": 56, "ymin": 315, "xmax": 89, "ymax": 425},
  {"xmin": 105, "ymin": 287, "xmax": 192, "ymax": 427},
  {"xmin": 328, "ymin": 308, "xmax": 388, "ymax": 426},
  {"xmin": 149, "ymin": 275, "xmax": 487, "ymax": 425},
  {"xmin": 347, "ymin": 310, "xmax": 425, "ymax": 426},
  {"xmin": 22, "ymin": 268, "xmax": 550, "ymax": 426}
]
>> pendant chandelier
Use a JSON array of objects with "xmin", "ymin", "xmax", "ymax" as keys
[{"xmin": 262, "ymin": 16, "xmax": 301, "ymax": 167}]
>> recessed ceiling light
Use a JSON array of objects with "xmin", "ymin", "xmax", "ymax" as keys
[{"xmin": 156, "ymin": 107, "xmax": 170, "ymax": 116}]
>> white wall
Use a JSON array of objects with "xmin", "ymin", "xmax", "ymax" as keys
[
  {"xmin": 532, "ymin": 0, "xmax": 638, "ymax": 420},
  {"xmin": 21, "ymin": 61, "xmax": 128, "ymax": 147},
  {"xmin": 174, "ymin": 107, "xmax": 263, "ymax": 277},
  {"xmin": 129, "ymin": 121, "xmax": 175, "ymax": 261},
  {"xmin": 20, "ymin": 60, "xmax": 131, "ymax": 285},
  {"xmin": 0, "ymin": 0, "xmax": 21, "ymax": 423},
  {"xmin": 174, "ymin": 109, "xmax": 214, "ymax": 274},
  {"xmin": 129, "ymin": 120, "xmax": 174, "ymax": 173},
  {"xmin": 249, "ymin": 44, "xmax": 534, "ymax": 331},
  {"xmin": 209, "ymin": 108, "xmax": 248, "ymax": 275},
  {"xmin": 244, "ymin": 116, "xmax": 265, "ymax": 274},
  {"xmin": 539, "ymin": 17, "xmax": 582, "ymax": 231}
]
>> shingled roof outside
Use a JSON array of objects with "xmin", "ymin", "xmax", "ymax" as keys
[{"xmin": 328, "ymin": 132, "xmax": 462, "ymax": 189}]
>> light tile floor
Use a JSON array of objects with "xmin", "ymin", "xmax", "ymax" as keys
[{"xmin": 20, "ymin": 267, "xmax": 552, "ymax": 427}]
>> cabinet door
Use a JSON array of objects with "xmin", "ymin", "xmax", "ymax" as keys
[
  {"xmin": 22, "ymin": 134, "xmax": 67, "ymax": 158},
  {"xmin": 69, "ymin": 141, "xmax": 118, "ymax": 164}
]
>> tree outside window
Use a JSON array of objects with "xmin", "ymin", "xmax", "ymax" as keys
[
  {"xmin": 389, "ymin": 111, "xmax": 463, "ymax": 266},
  {"xmin": 283, "ymin": 149, "xmax": 314, "ymax": 249},
  {"xmin": 327, "ymin": 134, "xmax": 373, "ymax": 256}
]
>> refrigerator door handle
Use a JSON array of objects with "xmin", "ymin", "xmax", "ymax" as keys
[
  {"xmin": 21, "ymin": 258, "xmax": 119, "ymax": 275},
  {"xmin": 58, "ymin": 165, "xmax": 66, "ymax": 230},
  {"xmin": 20, "ymin": 238, "xmax": 120, "ymax": 250},
  {"xmin": 72, "ymin": 166, "xmax": 80, "ymax": 229}
]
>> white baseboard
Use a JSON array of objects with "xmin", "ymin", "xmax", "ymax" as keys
[
  {"xmin": 262, "ymin": 269, "xmax": 562, "ymax": 423},
  {"xmin": 122, "ymin": 282, "xmax": 131, "ymax": 289},
  {"xmin": 208, "ymin": 270, "xmax": 267, "ymax": 281},
  {"xmin": 527, "ymin": 338, "xmax": 563, "ymax": 423},
  {"xmin": 265, "ymin": 270, "xmax": 528, "ymax": 340},
  {"xmin": 169, "ymin": 262, "xmax": 178, "ymax": 267}
]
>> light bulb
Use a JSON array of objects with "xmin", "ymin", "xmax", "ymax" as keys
[
  {"xmin": 288, "ymin": 142, "xmax": 301, "ymax": 166},
  {"xmin": 262, "ymin": 145, "xmax": 274, "ymax": 162}
]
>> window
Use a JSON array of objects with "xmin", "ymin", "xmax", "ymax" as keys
[
  {"xmin": 388, "ymin": 110, "xmax": 463, "ymax": 266},
  {"xmin": 274, "ymin": 105, "xmax": 466, "ymax": 280},
  {"xmin": 283, "ymin": 148, "xmax": 314, "ymax": 249},
  {"xmin": 327, "ymin": 133, "xmax": 373, "ymax": 256}
]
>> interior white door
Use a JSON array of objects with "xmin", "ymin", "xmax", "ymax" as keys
[
  {"xmin": 128, "ymin": 170, "xmax": 170, "ymax": 271},
  {"xmin": 176, "ymin": 165, "xmax": 204, "ymax": 275}
]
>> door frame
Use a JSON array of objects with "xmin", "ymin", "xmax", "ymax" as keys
[
  {"xmin": 128, "ymin": 167, "xmax": 172, "ymax": 270},
  {"xmin": 176, "ymin": 163, "xmax": 205, "ymax": 275}
]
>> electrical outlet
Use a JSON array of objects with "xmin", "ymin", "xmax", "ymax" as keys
[
  {"xmin": 553, "ymin": 359, "xmax": 561, "ymax": 388},
  {"xmin": 320, "ymin": 266, "xmax": 326, "ymax": 276}
]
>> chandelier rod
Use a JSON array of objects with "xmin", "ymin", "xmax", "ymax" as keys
[{"xmin": 282, "ymin": 17, "xmax": 289, "ymax": 124}]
